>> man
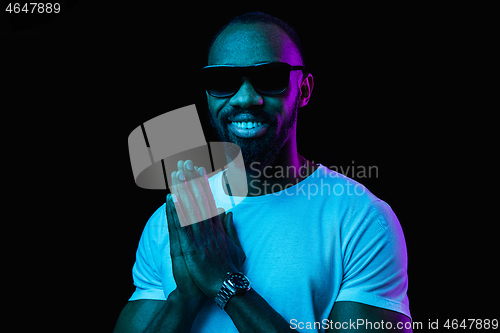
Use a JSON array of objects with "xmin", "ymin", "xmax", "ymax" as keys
[{"xmin": 114, "ymin": 12, "xmax": 412, "ymax": 332}]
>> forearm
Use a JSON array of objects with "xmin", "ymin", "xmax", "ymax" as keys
[
  {"xmin": 224, "ymin": 288, "xmax": 298, "ymax": 333},
  {"xmin": 144, "ymin": 291, "xmax": 206, "ymax": 333}
]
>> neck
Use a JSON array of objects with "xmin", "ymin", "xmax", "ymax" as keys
[{"xmin": 223, "ymin": 137, "xmax": 314, "ymax": 197}]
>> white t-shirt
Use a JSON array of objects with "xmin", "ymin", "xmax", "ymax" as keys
[{"xmin": 129, "ymin": 164, "xmax": 411, "ymax": 332}]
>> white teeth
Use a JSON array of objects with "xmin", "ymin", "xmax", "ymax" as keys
[{"xmin": 232, "ymin": 121, "xmax": 264, "ymax": 129}]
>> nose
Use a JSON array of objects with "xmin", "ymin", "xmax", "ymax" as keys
[{"xmin": 229, "ymin": 77, "xmax": 263, "ymax": 109}]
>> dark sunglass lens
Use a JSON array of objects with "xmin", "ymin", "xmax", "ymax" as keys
[
  {"xmin": 203, "ymin": 67, "xmax": 240, "ymax": 97},
  {"xmin": 252, "ymin": 63, "xmax": 290, "ymax": 95}
]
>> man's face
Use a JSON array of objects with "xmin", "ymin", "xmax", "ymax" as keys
[{"xmin": 206, "ymin": 22, "xmax": 304, "ymax": 171}]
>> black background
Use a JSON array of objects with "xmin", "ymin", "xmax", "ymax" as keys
[{"xmin": 3, "ymin": 2, "xmax": 496, "ymax": 332}]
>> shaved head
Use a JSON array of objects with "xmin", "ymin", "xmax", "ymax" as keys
[
  {"xmin": 207, "ymin": 12, "xmax": 305, "ymax": 66},
  {"xmin": 209, "ymin": 22, "xmax": 303, "ymax": 67}
]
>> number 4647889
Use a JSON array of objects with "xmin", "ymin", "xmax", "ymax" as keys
[
  {"xmin": 5, "ymin": 3, "xmax": 61, "ymax": 14},
  {"xmin": 444, "ymin": 319, "xmax": 498, "ymax": 330}
]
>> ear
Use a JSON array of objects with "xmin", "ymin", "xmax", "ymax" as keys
[{"xmin": 298, "ymin": 72, "xmax": 314, "ymax": 108}]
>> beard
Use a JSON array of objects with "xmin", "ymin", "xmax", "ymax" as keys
[{"xmin": 207, "ymin": 97, "xmax": 299, "ymax": 175}]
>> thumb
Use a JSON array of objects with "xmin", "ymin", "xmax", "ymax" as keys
[
  {"xmin": 221, "ymin": 211, "xmax": 242, "ymax": 248},
  {"xmin": 217, "ymin": 207, "xmax": 226, "ymax": 225}
]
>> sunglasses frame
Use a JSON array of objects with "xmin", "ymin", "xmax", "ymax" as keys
[{"xmin": 201, "ymin": 62, "xmax": 305, "ymax": 98}]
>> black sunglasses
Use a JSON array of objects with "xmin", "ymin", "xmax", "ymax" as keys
[{"xmin": 201, "ymin": 62, "xmax": 305, "ymax": 98}]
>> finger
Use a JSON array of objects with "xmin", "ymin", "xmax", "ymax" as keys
[
  {"xmin": 191, "ymin": 165, "xmax": 228, "ymax": 244},
  {"xmin": 185, "ymin": 160, "xmax": 222, "ymax": 244},
  {"xmin": 173, "ymin": 163, "xmax": 203, "ymax": 227},
  {"xmin": 166, "ymin": 194, "xmax": 187, "ymax": 259},
  {"xmin": 177, "ymin": 160, "xmax": 184, "ymax": 172},
  {"xmin": 170, "ymin": 170, "xmax": 193, "ymax": 228},
  {"xmin": 222, "ymin": 212, "xmax": 243, "ymax": 248},
  {"xmin": 196, "ymin": 166, "xmax": 222, "ymax": 224},
  {"xmin": 182, "ymin": 160, "xmax": 212, "ymax": 222},
  {"xmin": 167, "ymin": 193, "xmax": 198, "ymax": 259},
  {"xmin": 175, "ymin": 160, "xmax": 204, "ymax": 224},
  {"xmin": 174, "ymin": 165, "xmax": 211, "ymax": 246},
  {"xmin": 216, "ymin": 207, "xmax": 226, "ymax": 231},
  {"xmin": 211, "ymin": 207, "xmax": 227, "ymax": 245},
  {"xmin": 217, "ymin": 207, "xmax": 226, "ymax": 220}
]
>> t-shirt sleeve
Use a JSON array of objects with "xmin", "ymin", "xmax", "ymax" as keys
[
  {"xmin": 336, "ymin": 199, "xmax": 411, "ymax": 319},
  {"xmin": 129, "ymin": 204, "xmax": 168, "ymax": 301}
]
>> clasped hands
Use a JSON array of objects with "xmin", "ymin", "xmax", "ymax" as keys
[{"xmin": 166, "ymin": 160, "xmax": 246, "ymax": 303}]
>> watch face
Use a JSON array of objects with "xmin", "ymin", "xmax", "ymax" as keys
[{"xmin": 229, "ymin": 273, "xmax": 250, "ymax": 290}]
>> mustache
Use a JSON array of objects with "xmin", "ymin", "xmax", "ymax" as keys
[{"xmin": 219, "ymin": 107, "xmax": 272, "ymax": 123}]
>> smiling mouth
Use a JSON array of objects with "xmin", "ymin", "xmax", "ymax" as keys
[{"xmin": 228, "ymin": 121, "xmax": 270, "ymax": 138}]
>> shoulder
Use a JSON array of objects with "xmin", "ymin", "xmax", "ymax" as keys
[
  {"xmin": 139, "ymin": 203, "xmax": 169, "ymax": 248},
  {"xmin": 365, "ymin": 199, "xmax": 401, "ymax": 231},
  {"xmin": 311, "ymin": 164, "xmax": 381, "ymax": 207},
  {"xmin": 312, "ymin": 165, "xmax": 402, "ymax": 235}
]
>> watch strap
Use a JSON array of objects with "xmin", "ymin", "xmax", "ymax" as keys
[{"xmin": 214, "ymin": 280, "xmax": 235, "ymax": 309}]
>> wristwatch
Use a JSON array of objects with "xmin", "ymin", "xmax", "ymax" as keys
[{"xmin": 214, "ymin": 272, "xmax": 251, "ymax": 309}]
